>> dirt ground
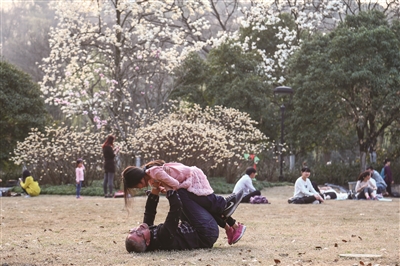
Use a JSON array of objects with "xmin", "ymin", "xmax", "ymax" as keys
[{"xmin": 1, "ymin": 186, "xmax": 399, "ymax": 266}]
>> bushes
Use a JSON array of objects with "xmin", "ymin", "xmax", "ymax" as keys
[{"xmin": 12, "ymin": 177, "xmax": 279, "ymax": 196}]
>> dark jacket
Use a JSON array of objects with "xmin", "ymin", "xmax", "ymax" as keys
[
  {"xmin": 384, "ymin": 165, "xmax": 393, "ymax": 183},
  {"xmin": 144, "ymin": 191, "xmax": 212, "ymax": 251},
  {"xmin": 103, "ymin": 145, "xmax": 115, "ymax": 173}
]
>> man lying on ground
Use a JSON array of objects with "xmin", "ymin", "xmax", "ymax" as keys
[{"xmin": 125, "ymin": 186, "xmax": 244, "ymax": 252}]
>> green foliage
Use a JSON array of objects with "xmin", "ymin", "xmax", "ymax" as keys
[
  {"xmin": 172, "ymin": 44, "xmax": 277, "ymax": 138},
  {"xmin": 0, "ymin": 161, "xmax": 22, "ymax": 182},
  {"xmin": 287, "ymin": 11, "xmax": 400, "ymax": 165},
  {"xmin": 0, "ymin": 59, "xmax": 48, "ymax": 164},
  {"xmin": 172, "ymin": 14, "xmax": 301, "ymax": 141}
]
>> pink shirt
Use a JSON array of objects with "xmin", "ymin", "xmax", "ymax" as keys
[
  {"xmin": 146, "ymin": 162, "xmax": 213, "ymax": 196},
  {"xmin": 76, "ymin": 165, "xmax": 85, "ymax": 182}
]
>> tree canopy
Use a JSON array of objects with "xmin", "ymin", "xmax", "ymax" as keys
[
  {"xmin": 287, "ymin": 10, "xmax": 400, "ymax": 169},
  {"xmin": 0, "ymin": 60, "xmax": 48, "ymax": 164}
]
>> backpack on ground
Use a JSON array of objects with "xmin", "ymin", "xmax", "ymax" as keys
[{"xmin": 250, "ymin": 195, "xmax": 269, "ymax": 204}]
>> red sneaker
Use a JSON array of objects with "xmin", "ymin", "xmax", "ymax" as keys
[
  {"xmin": 232, "ymin": 223, "xmax": 246, "ymax": 244},
  {"xmin": 226, "ymin": 227, "xmax": 234, "ymax": 245}
]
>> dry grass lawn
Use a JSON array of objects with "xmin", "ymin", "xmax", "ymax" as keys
[{"xmin": 1, "ymin": 186, "xmax": 399, "ymax": 266}]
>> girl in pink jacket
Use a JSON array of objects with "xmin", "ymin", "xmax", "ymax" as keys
[
  {"xmin": 76, "ymin": 159, "xmax": 85, "ymax": 199},
  {"xmin": 122, "ymin": 160, "xmax": 246, "ymax": 245}
]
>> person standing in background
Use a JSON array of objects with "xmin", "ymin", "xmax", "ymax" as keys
[
  {"xmin": 75, "ymin": 158, "xmax": 85, "ymax": 199},
  {"xmin": 382, "ymin": 159, "xmax": 394, "ymax": 197},
  {"xmin": 102, "ymin": 135, "xmax": 119, "ymax": 198}
]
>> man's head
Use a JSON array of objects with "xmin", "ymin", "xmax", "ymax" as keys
[
  {"xmin": 125, "ymin": 223, "xmax": 151, "ymax": 253},
  {"xmin": 366, "ymin": 166, "xmax": 374, "ymax": 174},
  {"xmin": 245, "ymin": 167, "xmax": 256, "ymax": 178},
  {"xmin": 384, "ymin": 159, "xmax": 391, "ymax": 166}
]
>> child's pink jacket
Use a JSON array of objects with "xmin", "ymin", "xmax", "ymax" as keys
[
  {"xmin": 76, "ymin": 165, "xmax": 85, "ymax": 182},
  {"xmin": 146, "ymin": 162, "xmax": 213, "ymax": 196}
]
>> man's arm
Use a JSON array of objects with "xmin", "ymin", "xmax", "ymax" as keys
[
  {"xmin": 245, "ymin": 177, "xmax": 257, "ymax": 193},
  {"xmin": 143, "ymin": 188, "xmax": 160, "ymax": 226}
]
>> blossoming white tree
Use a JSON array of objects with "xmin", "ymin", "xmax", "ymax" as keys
[{"xmin": 39, "ymin": 0, "xmax": 214, "ymax": 138}]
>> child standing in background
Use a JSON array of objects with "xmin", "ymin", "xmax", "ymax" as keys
[{"xmin": 76, "ymin": 159, "xmax": 85, "ymax": 199}]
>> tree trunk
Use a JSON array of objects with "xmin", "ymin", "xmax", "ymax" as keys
[{"xmin": 360, "ymin": 151, "xmax": 367, "ymax": 172}]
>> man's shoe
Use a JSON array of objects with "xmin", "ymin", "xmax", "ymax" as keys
[
  {"xmin": 226, "ymin": 227, "xmax": 234, "ymax": 245},
  {"xmin": 231, "ymin": 222, "xmax": 246, "ymax": 244},
  {"xmin": 288, "ymin": 198, "xmax": 294, "ymax": 204},
  {"xmin": 223, "ymin": 190, "xmax": 244, "ymax": 218}
]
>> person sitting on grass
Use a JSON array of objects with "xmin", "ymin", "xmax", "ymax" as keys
[
  {"xmin": 288, "ymin": 167, "xmax": 324, "ymax": 204},
  {"xmin": 122, "ymin": 161, "xmax": 245, "ymax": 246},
  {"xmin": 366, "ymin": 166, "xmax": 387, "ymax": 196},
  {"xmin": 233, "ymin": 167, "xmax": 261, "ymax": 203},
  {"xmin": 355, "ymin": 171, "xmax": 377, "ymax": 200},
  {"xmin": 19, "ymin": 170, "xmax": 40, "ymax": 198},
  {"xmin": 125, "ymin": 185, "xmax": 243, "ymax": 253}
]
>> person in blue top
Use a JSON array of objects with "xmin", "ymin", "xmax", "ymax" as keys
[{"xmin": 367, "ymin": 166, "xmax": 387, "ymax": 195}]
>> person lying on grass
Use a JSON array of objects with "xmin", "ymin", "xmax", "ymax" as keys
[
  {"xmin": 122, "ymin": 160, "xmax": 245, "ymax": 245},
  {"xmin": 125, "ymin": 184, "xmax": 244, "ymax": 253}
]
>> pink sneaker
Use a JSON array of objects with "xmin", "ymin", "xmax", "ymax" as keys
[
  {"xmin": 226, "ymin": 227, "xmax": 234, "ymax": 245},
  {"xmin": 231, "ymin": 223, "xmax": 246, "ymax": 244}
]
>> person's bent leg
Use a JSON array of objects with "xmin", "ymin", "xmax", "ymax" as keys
[
  {"xmin": 21, "ymin": 187, "xmax": 28, "ymax": 195},
  {"xmin": 177, "ymin": 189, "xmax": 219, "ymax": 247},
  {"xmin": 366, "ymin": 187, "xmax": 376, "ymax": 199},
  {"xmin": 241, "ymin": 190, "xmax": 261, "ymax": 203},
  {"xmin": 184, "ymin": 190, "xmax": 227, "ymax": 216},
  {"xmin": 293, "ymin": 195, "xmax": 316, "ymax": 204},
  {"xmin": 357, "ymin": 192, "xmax": 367, "ymax": 199},
  {"xmin": 362, "ymin": 187, "xmax": 371, "ymax": 199}
]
